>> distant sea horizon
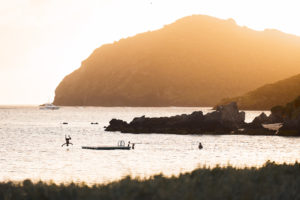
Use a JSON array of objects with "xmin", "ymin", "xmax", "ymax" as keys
[{"xmin": 0, "ymin": 104, "xmax": 272, "ymax": 114}]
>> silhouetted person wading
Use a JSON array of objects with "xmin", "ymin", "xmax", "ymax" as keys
[{"xmin": 198, "ymin": 142, "xmax": 203, "ymax": 149}]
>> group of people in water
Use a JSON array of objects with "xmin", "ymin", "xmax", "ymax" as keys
[
  {"xmin": 128, "ymin": 141, "xmax": 135, "ymax": 149},
  {"xmin": 61, "ymin": 136, "xmax": 136, "ymax": 149},
  {"xmin": 61, "ymin": 135, "xmax": 202, "ymax": 150}
]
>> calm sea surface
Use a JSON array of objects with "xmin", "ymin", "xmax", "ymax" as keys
[{"xmin": 0, "ymin": 106, "xmax": 299, "ymax": 184}]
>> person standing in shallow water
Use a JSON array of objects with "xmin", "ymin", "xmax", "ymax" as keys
[
  {"xmin": 198, "ymin": 142, "xmax": 203, "ymax": 149},
  {"xmin": 62, "ymin": 135, "xmax": 73, "ymax": 147}
]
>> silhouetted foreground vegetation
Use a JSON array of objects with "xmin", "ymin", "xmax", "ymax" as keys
[{"xmin": 1, "ymin": 162, "xmax": 300, "ymax": 200}]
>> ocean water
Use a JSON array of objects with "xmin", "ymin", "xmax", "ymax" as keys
[{"xmin": 0, "ymin": 106, "xmax": 299, "ymax": 184}]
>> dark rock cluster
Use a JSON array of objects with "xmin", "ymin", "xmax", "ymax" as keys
[
  {"xmin": 248, "ymin": 96, "xmax": 300, "ymax": 136},
  {"xmin": 274, "ymin": 96, "xmax": 300, "ymax": 136},
  {"xmin": 105, "ymin": 102, "xmax": 278, "ymax": 135}
]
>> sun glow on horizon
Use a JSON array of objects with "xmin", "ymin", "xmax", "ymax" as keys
[{"xmin": 1, "ymin": 0, "xmax": 300, "ymax": 104}]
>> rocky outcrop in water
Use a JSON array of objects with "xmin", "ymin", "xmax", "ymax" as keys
[
  {"xmin": 274, "ymin": 96, "xmax": 300, "ymax": 136},
  {"xmin": 105, "ymin": 102, "xmax": 276, "ymax": 135},
  {"xmin": 241, "ymin": 112, "xmax": 278, "ymax": 136},
  {"xmin": 247, "ymin": 96, "xmax": 300, "ymax": 136}
]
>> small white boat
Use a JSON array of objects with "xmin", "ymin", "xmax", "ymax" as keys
[{"xmin": 39, "ymin": 103, "xmax": 60, "ymax": 110}]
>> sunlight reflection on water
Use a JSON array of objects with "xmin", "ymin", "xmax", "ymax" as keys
[{"xmin": 0, "ymin": 107, "xmax": 299, "ymax": 184}]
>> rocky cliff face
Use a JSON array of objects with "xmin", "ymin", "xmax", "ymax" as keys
[
  {"xmin": 216, "ymin": 74, "xmax": 300, "ymax": 110},
  {"xmin": 53, "ymin": 15, "xmax": 300, "ymax": 106}
]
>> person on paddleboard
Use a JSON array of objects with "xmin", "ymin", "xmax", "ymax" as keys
[{"xmin": 62, "ymin": 135, "xmax": 73, "ymax": 147}]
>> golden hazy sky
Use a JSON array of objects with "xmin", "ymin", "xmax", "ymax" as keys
[{"xmin": 1, "ymin": 0, "xmax": 300, "ymax": 104}]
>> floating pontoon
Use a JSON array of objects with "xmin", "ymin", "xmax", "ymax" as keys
[{"xmin": 82, "ymin": 140, "xmax": 133, "ymax": 150}]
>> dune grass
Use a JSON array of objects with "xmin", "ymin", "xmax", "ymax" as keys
[{"xmin": 1, "ymin": 161, "xmax": 300, "ymax": 200}]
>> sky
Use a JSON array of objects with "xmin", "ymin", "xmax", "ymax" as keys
[{"xmin": 1, "ymin": 0, "xmax": 300, "ymax": 105}]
